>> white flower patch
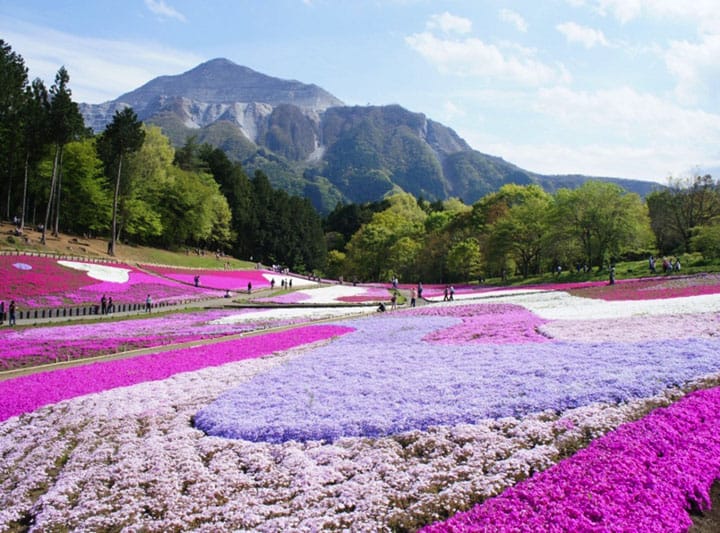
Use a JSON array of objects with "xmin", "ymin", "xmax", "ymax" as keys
[
  {"xmin": 489, "ymin": 290, "xmax": 720, "ymax": 320},
  {"xmin": 58, "ymin": 260, "xmax": 131, "ymax": 283},
  {"xmin": 290, "ymin": 285, "xmax": 375, "ymax": 304},
  {"xmin": 209, "ymin": 306, "xmax": 376, "ymax": 325}
]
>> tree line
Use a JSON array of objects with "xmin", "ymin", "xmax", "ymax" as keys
[
  {"xmin": 3, "ymin": 40, "xmax": 720, "ymax": 283},
  {"xmin": 322, "ymin": 176, "xmax": 720, "ymax": 284}
]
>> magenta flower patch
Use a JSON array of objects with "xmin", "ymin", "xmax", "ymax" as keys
[
  {"xmin": 422, "ymin": 386, "xmax": 720, "ymax": 532},
  {"xmin": 0, "ymin": 324, "xmax": 353, "ymax": 422}
]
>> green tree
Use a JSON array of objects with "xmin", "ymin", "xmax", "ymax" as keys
[
  {"xmin": 98, "ymin": 107, "xmax": 145, "ymax": 255},
  {"xmin": 60, "ymin": 138, "xmax": 111, "ymax": 235},
  {"xmin": 445, "ymin": 238, "xmax": 483, "ymax": 282},
  {"xmin": 488, "ymin": 189, "xmax": 552, "ymax": 277},
  {"xmin": 41, "ymin": 67, "xmax": 85, "ymax": 244},
  {"xmin": 119, "ymin": 125, "xmax": 174, "ymax": 243},
  {"xmin": 345, "ymin": 193, "xmax": 426, "ymax": 281},
  {"xmin": 648, "ymin": 175, "xmax": 720, "ymax": 254},
  {"xmin": 19, "ymin": 79, "xmax": 49, "ymax": 231},
  {"xmin": 0, "ymin": 40, "xmax": 29, "ymax": 220},
  {"xmin": 551, "ymin": 181, "xmax": 651, "ymax": 269}
]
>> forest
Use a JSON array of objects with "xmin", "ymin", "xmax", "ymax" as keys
[{"xmin": 3, "ymin": 40, "xmax": 720, "ymax": 283}]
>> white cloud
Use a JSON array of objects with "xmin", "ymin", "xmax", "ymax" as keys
[
  {"xmin": 499, "ymin": 9, "xmax": 528, "ymax": 33},
  {"xmin": 426, "ymin": 12, "xmax": 472, "ymax": 35},
  {"xmin": 465, "ymin": 86, "xmax": 720, "ymax": 180},
  {"xmin": 144, "ymin": 0, "xmax": 187, "ymax": 22},
  {"xmin": 1, "ymin": 19, "xmax": 201, "ymax": 103},
  {"xmin": 405, "ymin": 32, "xmax": 570, "ymax": 86},
  {"xmin": 664, "ymin": 34, "xmax": 720, "ymax": 107},
  {"xmin": 556, "ymin": 21, "xmax": 609, "ymax": 47},
  {"xmin": 588, "ymin": 0, "xmax": 720, "ymax": 32}
]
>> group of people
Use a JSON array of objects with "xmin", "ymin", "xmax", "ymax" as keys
[
  {"xmin": 442, "ymin": 285, "xmax": 455, "ymax": 301},
  {"xmin": 649, "ymin": 255, "xmax": 681, "ymax": 274},
  {"xmin": 99, "ymin": 294, "xmax": 114, "ymax": 315},
  {"xmin": 0, "ymin": 300, "xmax": 17, "ymax": 326}
]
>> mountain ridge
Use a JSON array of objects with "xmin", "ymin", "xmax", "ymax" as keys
[{"xmin": 80, "ymin": 58, "xmax": 661, "ymax": 212}]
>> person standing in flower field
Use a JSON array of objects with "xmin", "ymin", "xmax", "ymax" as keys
[
  {"xmin": 8, "ymin": 300, "xmax": 16, "ymax": 326},
  {"xmin": 145, "ymin": 294, "xmax": 152, "ymax": 313}
]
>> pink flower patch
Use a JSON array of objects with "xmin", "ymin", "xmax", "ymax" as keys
[{"xmin": 410, "ymin": 304, "xmax": 549, "ymax": 344}]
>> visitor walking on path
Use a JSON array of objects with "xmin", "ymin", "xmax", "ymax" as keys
[
  {"xmin": 9, "ymin": 300, "xmax": 16, "ymax": 326},
  {"xmin": 145, "ymin": 294, "xmax": 152, "ymax": 313}
]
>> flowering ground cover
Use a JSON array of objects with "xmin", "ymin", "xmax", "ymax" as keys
[
  {"xmin": 567, "ymin": 272, "xmax": 720, "ymax": 300},
  {"xmin": 0, "ymin": 307, "xmax": 372, "ymax": 371},
  {"xmin": 0, "ymin": 324, "xmax": 353, "ymax": 422},
  {"xmin": 140, "ymin": 264, "xmax": 318, "ymax": 291},
  {"xmin": 253, "ymin": 284, "xmax": 391, "ymax": 304},
  {"xmin": 1, "ymin": 255, "xmax": 221, "ymax": 309},
  {"xmin": 2, "ymin": 275, "xmax": 720, "ymax": 530}
]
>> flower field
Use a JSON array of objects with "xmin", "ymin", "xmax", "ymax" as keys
[
  {"xmin": 140, "ymin": 264, "xmax": 318, "ymax": 292},
  {"xmin": 1, "ymin": 274, "xmax": 720, "ymax": 531},
  {"xmin": 1, "ymin": 255, "xmax": 222, "ymax": 308}
]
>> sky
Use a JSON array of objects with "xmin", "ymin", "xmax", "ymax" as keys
[{"xmin": 1, "ymin": 0, "xmax": 719, "ymax": 184}]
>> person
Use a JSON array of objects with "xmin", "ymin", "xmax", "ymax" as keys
[
  {"xmin": 449, "ymin": 285, "xmax": 455, "ymax": 301},
  {"xmin": 410, "ymin": 288, "xmax": 417, "ymax": 308},
  {"xmin": 145, "ymin": 294, "xmax": 152, "ymax": 313},
  {"xmin": 609, "ymin": 265, "xmax": 616, "ymax": 285},
  {"xmin": 107, "ymin": 296, "xmax": 113, "ymax": 314},
  {"xmin": 0, "ymin": 301, "xmax": 4, "ymax": 325},
  {"xmin": 271, "ymin": 278, "xmax": 275, "ymax": 289},
  {"xmin": 8, "ymin": 300, "xmax": 16, "ymax": 326},
  {"xmin": 417, "ymin": 282, "xmax": 423, "ymax": 299},
  {"xmin": 390, "ymin": 292, "xmax": 398, "ymax": 311},
  {"xmin": 247, "ymin": 282, "xmax": 252, "ymax": 294},
  {"xmin": 224, "ymin": 290, "xmax": 231, "ymax": 298},
  {"xmin": 377, "ymin": 302, "xmax": 386, "ymax": 312},
  {"xmin": 443, "ymin": 286, "xmax": 449, "ymax": 301},
  {"xmin": 674, "ymin": 257, "xmax": 681, "ymax": 272},
  {"xmin": 649, "ymin": 255, "xmax": 656, "ymax": 273},
  {"xmin": 194, "ymin": 274, "xmax": 200, "ymax": 287},
  {"xmin": 101, "ymin": 294, "xmax": 107, "ymax": 315}
]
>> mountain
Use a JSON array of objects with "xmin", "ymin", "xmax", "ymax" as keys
[{"xmin": 80, "ymin": 58, "xmax": 661, "ymax": 213}]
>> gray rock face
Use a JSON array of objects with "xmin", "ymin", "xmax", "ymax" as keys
[{"xmin": 80, "ymin": 58, "xmax": 344, "ymax": 136}]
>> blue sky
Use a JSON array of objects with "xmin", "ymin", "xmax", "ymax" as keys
[{"xmin": 1, "ymin": 0, "xmax": 719, "ymax": 183}]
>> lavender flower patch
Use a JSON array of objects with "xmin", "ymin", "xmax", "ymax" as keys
[{"xmin": 194, "ymin": 312, "xmax": 720, "ymax": 443}]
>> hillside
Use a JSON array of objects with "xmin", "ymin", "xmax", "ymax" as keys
[{"xmin": 0, "ymin": 223, "xmax": 253, "ymax": 269}]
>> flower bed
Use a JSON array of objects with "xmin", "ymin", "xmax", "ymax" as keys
[
  {"xmin": 2, "ymin": 275, "xmax": 720, "ymax": 530},
  {"xmin": 254, "ymin": 284, "xmax": 389, "ymax": 304},
  {"xmin": 423, "ymin": 386, "xmax": 720, "ymax": 532},
  {"xmin": 0, "ymin": 324, "xmax": 353, "ymax": 422},
  {"xmin": 1, "ymin": 255, "xmax": 220, "ymax": 309},
  {"xmin": 140, "ymin": 265, "xmax": 318, "ymax": 291},
  {"xmin": 0, "ymin": 307, "xmax": 371, "ymax": 371}
]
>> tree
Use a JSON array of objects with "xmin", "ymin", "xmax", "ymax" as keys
[
  {"xmin": 551, "ymin": 181, "xmax": 651, "ymax": 269},
  {"xmin": 98, "ymin": 107, "xmax": 145, "ymax": 255},
  {"xmin": 41, "ymin": 67, "xmax": 85, "ymax": 243},
  {"xmin": 648, "ymin": 175, "xmax": 720, "ymax": 254},
  {"xmin": 60, "ymin": 138, "xmax": 111, "ymax": 235},
  {"xmin": 489, "ymin": 191, "xmax": 552, "ymax": 277},
  {"xmin": 0, "ymin": 40, "xmax": 29, "ymax": 219},
  {"xmin": 19, "ymin": 79, "xmax": 49, "ymax": 231}
]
